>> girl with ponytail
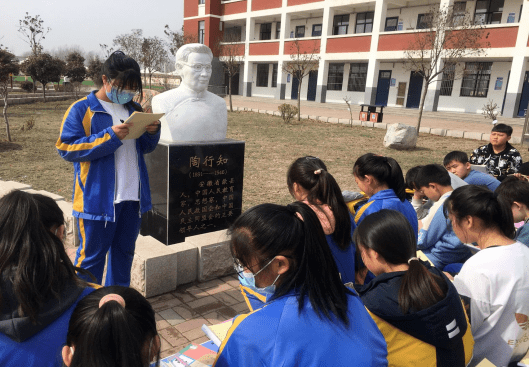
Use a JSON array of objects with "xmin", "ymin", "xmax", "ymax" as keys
[
  {"xmin": 445, "ymin": 185, "xmax": 529, "ymax": 367},
  {"xmin": 62, "ymin": 286, "xmax": 160, "ymax": 367},
  {"xmin": 354, "ymin": 209, "xmax": 473, "ymax": 367},
  {"xmin": 352, "ymin": 153, "xmax": 418, "ymax": 284},
  {"xmin": 214, "ymin": 202, "xmax": 387, "ymax": 367},
  {"xmin": 287, "ymin": 156, "xmax": 355, "ymax": 284}
]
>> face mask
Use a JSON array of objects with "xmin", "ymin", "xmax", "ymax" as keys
[
  {"xmin": 105, "ymin": 79, "xmax": 136, "ymax": 104},
  {"xmin": 238, "ymin": 258, "xmax": 280, "ymax": 295}
]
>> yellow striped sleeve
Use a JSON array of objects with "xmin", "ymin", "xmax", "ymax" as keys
[
  {"xmin": 239, "ymin": 284, "xmax": 267, "ymax": 312},
  {"xmin": 56, "ymin": 134, "xmax": 112, "ymax": 152},
  {"xmin": 355, "ymin": 200, "xmax": 375, "ymax": 223}
]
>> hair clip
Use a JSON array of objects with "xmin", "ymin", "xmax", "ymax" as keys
[
  {"xmin": 99, "ymin": 294, "xmax": 126, "ymax": 308},
  {"xmin": 407, "ymin": 257, "xmax": 419, "ymax": 264},
  {"xmin": 314, "ymin": 169, "xmax": 322, "ymax": 175}
]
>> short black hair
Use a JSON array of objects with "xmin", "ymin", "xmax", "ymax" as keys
[
  {"xmin": 443, "ymin": 151, "xmax": 469, "ymax": 167},
  {"xmin": 495, "ymin": 176, "xmax": 529, "ymax": 207},
  {"xmin": 405, "ymin": 165, "xmax": 423, "ymax": 190},
  {"xmin": 415, "ymin": 164, "xmax": 451, "ymax": 188},
  {"xmin": 491, "ymin": 123, "xmax": 513, "ymax": 136}
]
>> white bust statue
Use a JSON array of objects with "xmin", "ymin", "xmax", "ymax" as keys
[{"xmin": 152, "ymin": 44, "xmax": 228, "ymax": 142}]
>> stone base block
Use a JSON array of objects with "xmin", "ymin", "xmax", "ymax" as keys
[
  {"xmin": 0, "ymin": 180, "xmax": 32, "ymax": 197},
  {"xmin": 318, "ymin": 116, "xmax": 328, "ymax": 122},
  {"xmin": 446, "ymin": 130, "xmax": 464, "ymax": 138},
  {"xmin": 464, "ymin": 131, "xmax": 483, "ymax": 141},
  {"xmin": 430, "ymin": 128, "xmax": 446, "ymax": 136},
  {"xmin": 482, "ymin": 133, "xmax": 490, "ymax": 142},
  {"xmin": 338, "ymin": 118, "xmax": 350, "ymax": 125},
  {"xmin": 353, "ymin": 120, "xmax": 362, "ymax": 126},
  {"xmin": 362, "ymin": 121, "xmax": 374, "ymax": 128},
  {"xmin": 328, "ymin": 117, "xmax": 339, "ymax": 123},
  {"xmin": 511, "ymin": 136, "xmax": 522, "ymax": 144},
  {"xmin": 55, "ymin": 200, "xmax": 79, "ymax": 247},
  {"xmin": 186, "ymin": 230, "xmax": 233, "ymax": 282},
  {"xmin": 175, "ymin": 242, "xmax": 199, "ymax": 285},
  {"xmin": 131, "ymin": 235, "xmax": 179, "ymax": 298},
  {"xmin": 300, "ymin": 114, "xmax": 309, "ymax": 119},
  {"xmin": 374, "ymin": 123, "xmax": 387, "ymax": 130},
  {"xmin": 419, "ymin": 127, "xmax": 431, "ymax": 134}
]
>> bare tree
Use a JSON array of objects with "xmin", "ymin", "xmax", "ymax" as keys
[
  {"xmin": 99, "ymin": 43, "xmax": 114, "ymax": 59},
  {"xmin": 404, "ymin": 4, "xmax": 489, "ymax": 135},
  {"xmin": 164, "ymin": 25, "xmax": 197, "ymax": 56},
  {"xmin": 87, "ymin": 55, "xmax": 104, "ymax": 88},
  {"xmin": 0, "ymin": 48, "xmax": 20, "ymax": 142},
  {"xmin": 218, "ymin": 33, "xmax": 244, "ymax": 112},
  {"xmin": 65, "ymin": 51, "xmax": 86, "ymax": 98},
  {"xmin": 20, "ymin": 53, "xmax": 65, "ymax": 102},
  {"xmin": 18, "ymin": 13, "xmax": 51, "ymax": 55},
  {"xmin": 48, "ymin": 45, "xmax": 84, "ymax": 61},
  {"xmin": 141, "ymin": 37, "xmax": 169, "ymax": 88},
  {"xmin": 113, "ymin": 29, "xmax": 143, "ymax": 62},
  {"xmin": 282, "ymin": 39, "xmax": 320, "ymax": 121}
]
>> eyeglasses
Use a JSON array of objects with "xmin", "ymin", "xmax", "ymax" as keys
[{"xmin": 181, "ymin": 62, "xmax": 212, "ymax": 72}]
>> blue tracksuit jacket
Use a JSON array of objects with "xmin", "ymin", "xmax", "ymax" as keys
[
  {"xmin": 214, "ymin": 289, "xmax": 388, "ymax": 367},
  {"xmin": 56, "ymin": 91, "xmax": 160, "ymax": 221}
]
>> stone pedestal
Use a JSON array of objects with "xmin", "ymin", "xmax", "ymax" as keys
[{"xmin": 141, "ymin": 139, "xmax": 245, "ymax": 246}]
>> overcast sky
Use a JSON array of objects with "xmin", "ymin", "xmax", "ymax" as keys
[{"xmin": 1, "ymin": 0, "xmax": 184, "ymax": 57}]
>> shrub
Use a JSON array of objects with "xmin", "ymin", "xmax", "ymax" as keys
[
  {"xmin": 20, "ymin": 81, "xmax": 34, "ymax": 92},
  {"xmin": 278, "ymin": 103, "xmax": 299, "ymax": 124},
  {"xmin": 21, "ymin": 116, "xmax": 36, "ymax": 131}
]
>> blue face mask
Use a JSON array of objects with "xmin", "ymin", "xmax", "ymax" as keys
[
  {"xmin": 236, "ymin": 258, "xmax": 280, "ymax": 295},
  {"xmin": 105, "ymin": 79, "xmax": 136, "ymax": 104}
]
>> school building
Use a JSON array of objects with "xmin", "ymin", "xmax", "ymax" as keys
[{"xmin": 183, "ymin": 0, "xmax": 529, "ymax": 117}]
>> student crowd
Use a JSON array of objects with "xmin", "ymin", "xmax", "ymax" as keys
[{"xmin": 1, "ymin": 48, "xmax": 528, "ymax": 366}]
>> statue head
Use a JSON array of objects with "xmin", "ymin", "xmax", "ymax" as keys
[{"xmin": 175, "ymin": 43, "xmax": 214, "ymax": 93}]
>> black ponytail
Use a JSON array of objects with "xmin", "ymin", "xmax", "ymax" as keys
[
  {"xmin": 354, "ymin": 209, "xmax": 447, "ymax": 313},
  {"xmin": 65, "ymin": 286, "xmax": 159, "ymax": 367},
  {"xmin": 353, "ymin": 153, "xmax": 406, "ymax": 201},
  {"xmin": 229, "ymin": 202, "xmax": 351, "ymax": 325},
  {"xmin": 444, "ymin": 185, "xmax": 515, "ymax": 239},
  {"xmin": 287, "ymin": 156, "xmax": 352, "ymax": 250}
]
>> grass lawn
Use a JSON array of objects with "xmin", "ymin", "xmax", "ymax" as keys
[{"xmin": 1, "ymin": 100, "xmax": 528, "ymax": 210}]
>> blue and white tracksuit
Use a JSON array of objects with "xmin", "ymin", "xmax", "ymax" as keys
[{"xmin": 56, "ymin": 91, "xmax": 160, "ymax": 285}]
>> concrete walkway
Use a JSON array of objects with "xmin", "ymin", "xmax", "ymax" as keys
[{"xmin": 224, "ymin": 95, "xmax": 528, "ymax": 139}]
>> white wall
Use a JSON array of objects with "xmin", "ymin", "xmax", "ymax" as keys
[
  {"xmin": 437, "ymin": 61, "xmax": 512, "ymax": 113},
  {"xmin": 385, "ymin": 5, "xmax": 432, "ymax": 30},
  {"xmin": 289, "ymin": 17, "xmax": 324, "ymax": 38}
]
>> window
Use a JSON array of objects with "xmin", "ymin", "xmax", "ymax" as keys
[
  {"xmin": 452, "ymin": 2, "xmax": 467, "ymax": 26},
  {"xmin": 474, "ymin": 0, "xmax": 504, "ymax": 24},
  {"xmin": 295, "ymin": 25, "xmax": 305, "ymax": 38},
  {"xmin": 199, "ymin": 0, "xmax": 205, "ymax": 4},
  {"xmin": 356, "ymin": 12, "xmax": 374, "ymax": 33},
  {"xmin": 460, "ymin": 62, "xmax": 492, "ymax": 97},
  {"xmin": 257, "ymin": 64, "xmax": 269, "ymax": 87},
  {"xmin": 198, "ymin": 21, "xmax": 205, "ymax": 44},
  {"xmin": 384, "ymin": 17, "xmax": 398, "ymax": 31},
  {"xmin": 440, "ymin": 64, "xmax": 456, "ymax": 96},
  {"xmin": 417, "ymin": 13, "xmax": 432, "ymax": 29},
  {"xmin": 327, "ymin": 63, "xmax": 344, "ymax": 91},
  {"xmin": 276, "ymin": 22, "xmax": 281, "ymax": 39},
  {"xmin": 333, "ymin": 15, "xmax": 349, "ymax": 35},
  {"xmin": 347, "ymin": 63, "xmax": 368, "ymax": 92},
  {"xmin": 312, "ymin": 24, "xmax": 322, "ymax": 37},
  {"xmin": 272, "ymin": 64, "xmax": 278, "ymax": 87},
  {"xmin": 260, "ymin": 23, "xmax": 272, "ymax": 40},
  {"xmin": 224, "ymin": 27, "xmax": 241, "ymax": 42}
]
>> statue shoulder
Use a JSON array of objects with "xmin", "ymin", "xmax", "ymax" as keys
[{"xmin": 152, "ymin": 89, "xmax": 187, "ymax": 113}]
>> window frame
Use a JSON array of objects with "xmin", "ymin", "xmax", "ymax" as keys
[
  {"xmin": 260, "ymin": 23, "xmax": 272, "ymax": 40},
  {"xmin": 272, "ymin": 64, "xmax": 278, "ymax": 88},
  {"xmin": 333, "ymin": 14, "xmax": 349, "ymax": 35},
  {"xmin": 355, "ymin": 12, "xmax": 374, "ymax": 34},
  {"xmin": 459, "ymin": 62, "xmax": 492, "ymax": 97},
  {"xmin": 474, "ymin": 0, "xmax": 504, "ymax": 24},
  {"xmin": 198, "ymin": 21, "xmax": 205, "ymax": 44},
  {"xmin": 440, "ymin": 64, "xmax": 456, "ymax": 96},
  {"xmin": 312, "ymin": 24, "xmax": 322, "ymax": 37},
  {"xmin": 384, "ymin": 16, "xmax": 399, "ymax": 32},
  {"xmin": 416, "ymin": 13, "xmax": 432, "ymax": 29},
  {"xmin": 295, "ymin": 25, "xmax": 305, "ymax": 38},
  {"xmin": 327, "ymin": 63, "xmax": 345, "ymax": 91},
  {"xmin": 347, "ymin": 63, "xmax": 368, "ymax": 92},
  {"xmin": 276, "ymin": 22, "xmax": 281, "ymax": 39},
  {"xmin": 256, "ymin": 64, "xmax": 270, "ymax": 87}
]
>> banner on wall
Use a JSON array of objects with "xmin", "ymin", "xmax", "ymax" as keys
[{"xmin": 495, "ymin": 77, "xmax": 503, "ymax": 90}]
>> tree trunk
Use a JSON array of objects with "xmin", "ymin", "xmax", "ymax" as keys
[
  {"xmin": 3, "ymin": 93, "xmax": 12, "ymax": 142},
  {"xmin": 416, "ymin": 81, "xmax": 429, "ymax": 136},
  {"xmin": 42, "ymin": 83, "xmax": 47, "ymax": 103},
  {"xmin": 229, "ymin": 75, "xmax": 233, "ymax": 112},
  {"xmin": 149, "ymin": 74, "xmax": 152, "ymax": 89},
  {"xmin": 297, "ymin": 79, "xmax": 302, "ymax": 121}
]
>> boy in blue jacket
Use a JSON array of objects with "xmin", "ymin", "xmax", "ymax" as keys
[
  {"xmin": 444, "ymin": 151, "xmax": 500, "ymax": 192},
  {"xmin": 415, "ymin": 165, "xmax": 472, "ymax": 270}
]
